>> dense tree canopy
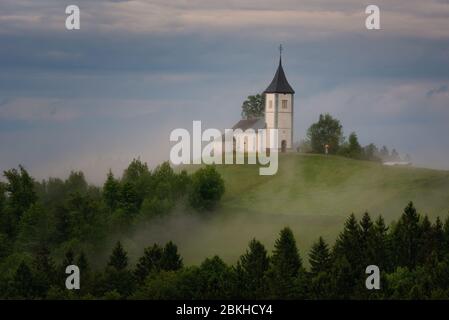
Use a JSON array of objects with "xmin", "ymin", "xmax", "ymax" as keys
[
  {"xmin": 0, "ymin": 160, "xmax": 448, "ymax": 300},
  {"xmin": 307, "ymin": 114, "xmax": 344, "ymax": 154},
  {"xmin": 241, "ymin": 94, "xmax": 265, "ymax": 119}
]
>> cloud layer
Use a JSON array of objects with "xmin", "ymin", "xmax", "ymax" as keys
[{"xmin": 1, "ymin": 0, "xmax": 449, "ymax": 182}]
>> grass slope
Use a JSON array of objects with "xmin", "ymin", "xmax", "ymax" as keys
[{"xmin": 136, "ymin": 154, "xmax": 449, "ymax": 265}]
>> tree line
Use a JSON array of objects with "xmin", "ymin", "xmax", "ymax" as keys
[
  {"xmin": 2, "ymin": 197, "xmax": 449, "ymax": 299},
  {"xmin": 240, "ymin": 95, "xmax": 407, "ymax": 163},
  {"xmin": 0, "ymin": 160, "xmax": 225, "ymax": 298},
  {"xmin": 302, "ymin": 113, "xmax": 409, "ymax": 162}
]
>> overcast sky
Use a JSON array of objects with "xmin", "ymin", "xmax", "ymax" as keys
[{"xmin": 1, "ymin": 0, "xmax": 449, "ymax": 183}]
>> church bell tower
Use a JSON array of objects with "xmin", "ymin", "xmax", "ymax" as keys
[{"xmin": 264, "ymin": 45, "xmax": 295, "ymax": 151}]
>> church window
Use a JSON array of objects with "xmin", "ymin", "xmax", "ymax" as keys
[
  {"xmin": 282, "ymin": 100, "xmax": 288, "ymax": 109},
  {"xmin": 268, "ymin": 101, "xmax": 272, "ymax": 109}
]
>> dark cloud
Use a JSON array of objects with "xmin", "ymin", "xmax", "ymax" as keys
[{"xmin": 1, "ymin": 0, "xmax": 449, "ymax": 180}]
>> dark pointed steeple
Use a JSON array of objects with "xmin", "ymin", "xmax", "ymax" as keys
[{"xmin": 264, "ymin": 45, "xmax": 295, "ymax": 94}]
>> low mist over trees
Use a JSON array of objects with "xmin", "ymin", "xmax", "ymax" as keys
[
  {"xmin": 2, "ymin": 201, "xmax": 449, "ymax": 299},
  {"xmin": 0, "ymin": 159, "xmax": 444, "ymax": 300},
  {"xmin": 0, "ymin": 160, "xmax": 225, "ymax": 299}
]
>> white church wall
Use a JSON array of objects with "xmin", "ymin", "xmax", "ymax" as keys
[
  {"xmin": 277, "ymin": 112, "xmax": 292, "ymax": 129},
  {"xmin": 265, "ymin": 112, "xmax": 275, "ymax": 128}
]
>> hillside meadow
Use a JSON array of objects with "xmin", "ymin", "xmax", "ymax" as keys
[{"xmin": 125, "ymin": 153, "xmax": 449, "ymax": 266}]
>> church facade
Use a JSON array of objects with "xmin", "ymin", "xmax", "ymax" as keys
[
  {"xmin": 264, "ymin": 55, "xmax": 295, "ymax": 151},
  {"xmin": 232, "ymin": 52, "xmax": 295, "ymax": 152}
]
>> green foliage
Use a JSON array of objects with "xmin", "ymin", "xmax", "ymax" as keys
[
  {"xmin": 2, "ymin": 156, "xmax": 449, "ymax": 300},
  {"xmin": 269, "ymin": 227, "xmax": 302, "ymax": 298},
  {"xmin": 363, "ymin": 143, "xmax": 380, "ymax": 162},
  {"xmin": 32, "ymin": 247, "xmax": 57, "ymax": 297},
  {"xmin": 196, "ymin": 256, "xmax": 236, "ymax": 299},
  {"xmin": 333, "ymin": 214, "xmax": 362, "ymax": 272},
  {"xmin": 119, "ymin": 182, "xmax": 139, "ymax": 215},
  {"xmin": 189, "ymin": 165, "xmax": 225, "ymax": 211},
  {"xmin": 108, "ymin": 241, "xmax": 128, "ymax": 271},
  {"xmin": 304, "ymin": 115, "xmax": 396, "ymax": 162},
  {"xmin": 65, "ymin": 171, "xmax": 88, "ymax": 194},
  {"xmin": 16, "ymin": 204, "xmax": 55, "ymax": 252},
  {"xmin": 241, "ymin": 94, "xmax": 265, "ymax": 119},
  {"xmin": 134, "ymin": 242, "xmax": 183, "ymax": 283},
  {"xmin": 122, "ymin": 158, "xmax": 149, "ymax": 183},
  {"xmin": 135, "ymin": 244, "xmax": 163, "ymax": 281},
  {"xmin": 372, "ymin": 216, "xmax": 391, "ymax": 271},
  {"xmin": 339, "ymin": 132, "xmax": 363, "ymax": 159},
  {"xmin": 235, "ymin": 239, "xmax": 269, "ymax": 299},
  {"xmin": 2, "ymin": 166, "xmax": 37, "ymax": 238},
  {"xmin": 306, "ymin": 113, "xmax": 343, "ymax": 154},
  {"xmin": 11, "ymin": 261, "xmax": 35, "ymax": 299},
  {"xmin": 392, "ymin": 202, "xmax": 421, "ymax": 268},
  {"xmin": 309, "ymin": 237, "xmax": 331, "ymax": 275},
  {"xmin": 132, "ymin": 270, "xmax": 185, "ymax": 299},
  {"xmin": 103, "ymin": 170, "xmax": 120, "ymax": 212},
  {"xmin": 161, "ymin": 241, "xmax": 183, "ymax": 271},
  {"xmin": 2, "ymin": 207, "xmax": 449, "ymax": 299},
  {"xmin": 0, "ymin": 182, "xmax": 5, "ymax": 212}
]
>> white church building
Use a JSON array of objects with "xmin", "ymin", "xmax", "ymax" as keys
[{"xmin": 231, "ymin": 52, "xmax": 295, "ymax": 152}]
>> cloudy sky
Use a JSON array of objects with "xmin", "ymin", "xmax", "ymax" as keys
[{"xmin": 1, "ymin": 0, "xmax": 449, "ymax": 183}]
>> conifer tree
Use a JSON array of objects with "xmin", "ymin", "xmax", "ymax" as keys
[
  {"xmin": 33, "ymin": 247, "xmax": 56, "ymax": 296},
  {"xmin": 269, "ymin": 227, "xmax": 302, "ymax": 298},
  {"xmin": 333, "ymin": 214, "xmax": 362, "ymax": 271},
  {"xmin": 103, "ymin": 170, "xmax": 120, "ymax": 212},
  {"xmin": 236, "ymin": 239, "xmax": 269, "ymax": 299},
  {"xmin": 417, "ymin": 215, "xmax": 433, "ymax": 264},
  {"xmin": 272, "ymin": 227, "xmax": 302, "ymax": 277},
  {"xmin": 373, "ymin": 215, "xmax": 391, "ymax": 271},
  {"xmin": 108, "ymin": 241, "xmax": 128, "ymax": 271},
  {"xmin": 134, "ymin": 244, "xmax": 163, "ymax": 281},
  {"xmin": 197, "ymin": 256, "xmax": 235, "ymax": 299},
  {"xmin": 76, "ymin": 251, "xmax": 90, "ymax": 295},
  {"xmin": 331, "ymin": 255, "xmax": 355, "ymax": 299},
  {"xmin": 161, "ymin": 241, "xmax": 183, "ymax": 271},
  {"xmin": 392, "ymin": 202, "xmax": 421, "ymax": 268},
  {"xmin": 12, "ymin": 261, "xmax": 35, "ymax": 299},
  {"xmin": 308, "ymin": 237, "xmax": 332, "ymax": 299},
  {"xmin": 309, "ymin": 237, "xmax": 331, "ymax": 275},
  {"xmin": 444, "ymin": 216, "xmax": 449, "ymax": 257},
  {"xmin": 119, "ymin": 182, "xmax": 139, "ymax": 214},
  {"xmin": 359, "ymin": 212, "xmax": 376, "ymax": 266},
  {"xmin": 433, "ymin": 217, "xmax": 445, "ymax": 259},
  {"xmin": 0, "ymin": 182, "xmax": 5, "ymax": 213}
]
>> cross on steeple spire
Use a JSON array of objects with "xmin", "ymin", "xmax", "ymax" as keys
[
  {"xmin": 279, "ymin": 44, "xmax": 283, "ymax": 63},
  {"xmin": 264, "ymin": 44, "xmax": 295, "ymax": 94}
]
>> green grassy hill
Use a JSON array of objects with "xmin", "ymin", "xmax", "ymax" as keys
[{"xmin": 135, "ymin": 154, "xmax": 449, "ymax": 265}]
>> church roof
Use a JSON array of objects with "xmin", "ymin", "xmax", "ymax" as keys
[
  {"xmin": 232, "ymin": 118, "xmax": 266, "ymax": 131},
  {"xmin": 264, "ymin": 58, "xmax": 295, "ymax": 94}
]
